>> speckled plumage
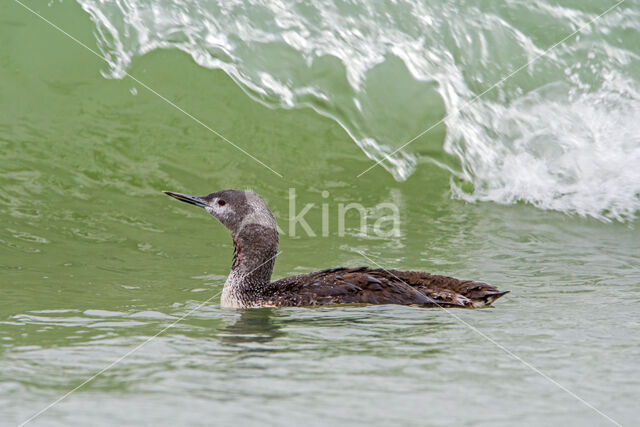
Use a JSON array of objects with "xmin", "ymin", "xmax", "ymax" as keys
[
  {"xmin": 263, "ymin": 267, "xmax": 508, "ymax": 308},
  {"xmin": 164, "ymin": 189, "xmax": 509, "ymax": 309}
]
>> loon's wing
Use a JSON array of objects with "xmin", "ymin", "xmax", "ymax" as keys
[{"xmin": 267, "ymin": 267, "xmax": 508, "ymax": 308}]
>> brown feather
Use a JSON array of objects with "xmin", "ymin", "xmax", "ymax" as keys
[{"xmin": 264, "ymin": 267, "xmax": 508, "ymax": 308}]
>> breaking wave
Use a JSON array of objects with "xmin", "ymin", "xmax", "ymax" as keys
[{"xmin": 75, "ymin": 0, "xmax": 640, "ymax": 221}]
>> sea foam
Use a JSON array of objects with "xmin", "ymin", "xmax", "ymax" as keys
[{"xmin": 74, "ymin": 0, "xmax": 640, "ymax": 221}]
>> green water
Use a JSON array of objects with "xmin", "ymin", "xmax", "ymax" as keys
[{"xmin": 1, "ymin": 1, "xmax": 639, "ymax": 426}]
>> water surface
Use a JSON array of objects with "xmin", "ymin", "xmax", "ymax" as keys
[{"xmin": 1, "ymin": 1, "xmax": 639, "ymax": 426}]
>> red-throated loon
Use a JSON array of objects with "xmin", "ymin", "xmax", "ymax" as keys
[{"xmin": 163, "ymin": 189, "xmax": 509, "ymax": 309}]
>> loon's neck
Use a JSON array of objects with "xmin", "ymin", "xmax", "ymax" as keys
[{"xmin": 221, "ymin": 224, "xmax": 278, "ymax": 308}]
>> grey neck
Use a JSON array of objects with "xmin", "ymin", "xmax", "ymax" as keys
[{"xmin": 221, "ymin": 224, "xmax": 278, "ymax": 308}]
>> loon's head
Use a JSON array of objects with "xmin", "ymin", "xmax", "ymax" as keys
[{"xmin": 163, "ymin": 189, "xmax": 277, "ymax": 236}]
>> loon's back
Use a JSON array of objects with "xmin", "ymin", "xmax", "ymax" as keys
[{"xmin": 263, "ymin": 266, "xmax": 508, "ymax": 308}]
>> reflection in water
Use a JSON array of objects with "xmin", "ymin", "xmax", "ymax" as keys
[{"xmin": 219, "ymin": 308, "xmax": 285, "ymax": 345}]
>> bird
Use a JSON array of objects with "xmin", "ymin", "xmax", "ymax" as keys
[{"xmin": 163, "ymin": 189, "xmax": 509, "ymax": 309}]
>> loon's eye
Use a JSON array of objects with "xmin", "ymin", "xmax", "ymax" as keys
[{"xmin": 217, "ymin": 200, "xmax": 226, "ymax": 206}]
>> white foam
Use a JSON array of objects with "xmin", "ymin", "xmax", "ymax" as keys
[{"xmin": 74, "ymin": 0, "xmax": 640, "ymax": 221}]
